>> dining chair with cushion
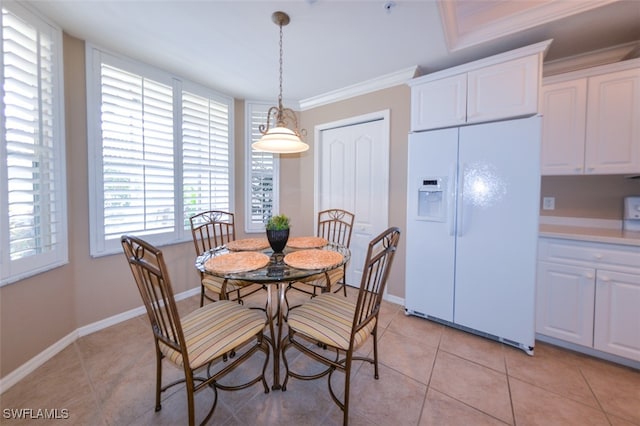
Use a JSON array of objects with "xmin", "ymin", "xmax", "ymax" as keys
[
  {"xmin": 281, "ymin": 226, "xmax": 401, "ymax": 426},
  {"xmin": 190, "ymin": 210, "xmax": 263, "ymax": 306},
  {"xmin": 121, "ymin": 235, "xmax": 270, "ymax": 426},
  {"xmin": 287, "ymin": 208, "xmax": 355, "ymax": 300}
]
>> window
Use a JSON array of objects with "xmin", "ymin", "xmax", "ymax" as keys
[
  {"xmin": 86, "ymin": 46, "xmax": 233, "ymax": 256},
  {"xmin": 245, "ymin": 102, "xmax": 279, "ymax": 233},
  {"xmin": 1, "ymin": 3, "xmax": 67, "ymax": 286}
]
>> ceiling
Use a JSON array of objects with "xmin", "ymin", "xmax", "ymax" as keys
[{"xmin": 21, "ymin": 0, "xmax": 640, "ymax": 108}]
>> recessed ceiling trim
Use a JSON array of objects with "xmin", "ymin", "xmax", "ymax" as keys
[
  {"xmin": 439, "ymin": 0, "xmax": 619, "ymax": 52},
  {"xmin": 298, "ymin": 66, "xmax": 418, "ymax": 111}
]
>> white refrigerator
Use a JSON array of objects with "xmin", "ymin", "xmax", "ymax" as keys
[{"xmin": 405, "ymin": 116, "xmax": 541, "ymax": 354}]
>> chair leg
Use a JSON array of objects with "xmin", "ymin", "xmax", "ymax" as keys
[
  {"xmin": 372, "ymin": 327, "xmax": 380, "ymax": 380},
  {"xmin": 343, "ymin": 353, "xmax": 352, "ymax": 426},
  {"xmin": 186, "ymin": 384, "xmax": 196, "ymax": 426},
  {"xmin": 155, "ymin": 347, "xmax": 163, "ymax": 412}
]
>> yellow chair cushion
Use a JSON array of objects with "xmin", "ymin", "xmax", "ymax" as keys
[
  {"xmin": 160, "ymin": 300, "xmax": 266, "ymax": 369},
  {"xmin": 286, "ymin": 293, "xmax": 375, "ymax": 351},
  {"xmin": 201, "ymin": 276, "xmax": 250, "ymax": 294},
  {"xmin": 298, "ymin": 267, "xmax": 344, "ymax": 288}
]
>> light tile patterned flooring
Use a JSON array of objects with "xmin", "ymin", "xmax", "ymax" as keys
[{"xmin": 1, "ymin": 287, "xmax": 639, "ymax": 425}]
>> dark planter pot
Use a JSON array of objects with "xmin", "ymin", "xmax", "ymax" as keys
[{"xmin": 266, "ymin": 229, "xmax": 289, "ymax": 254}]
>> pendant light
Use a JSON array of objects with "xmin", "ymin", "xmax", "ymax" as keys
[{"xmin": 252, "ymin": 11, "xmax": 308, "ymax": 154}]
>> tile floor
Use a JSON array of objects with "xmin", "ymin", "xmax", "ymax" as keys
[{"xmin": 1, "ymin": 287, "xmax": 639, "ymax": 426}]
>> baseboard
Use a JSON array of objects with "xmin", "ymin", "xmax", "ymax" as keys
[
  {"xmin": 0, "ymin": 330, "xmax": 77, "ymax": 395},
  {"xmin": 383, "ymin": 292, "xmax": 404, "ymax": 307},
  {"xmin": 536, "ymin": 334, "xmax": 640, "ymax": 370},
  {"xmin": 0, "ymin": 286, "xmax": 200, "ymax": 395}
]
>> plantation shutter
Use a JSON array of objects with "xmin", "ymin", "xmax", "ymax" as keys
[
  {"xmin": 247, "ymin": 103, "xmax": 277, "ymax": 231},
  {"xmin": 100, "ymin": 64, "xmax": 174, "ymax": 240},
  {"xmin": 182, "ymin": 91, "xmax": 230, "ymax": 226},
  {"xmin": 1, "ymin": 4, "xmax": 67, "ymax": 284}
]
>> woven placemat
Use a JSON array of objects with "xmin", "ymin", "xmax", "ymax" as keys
[
  {"xmin": 205, "ymin": 251, "xmax": 270, "ymax": 274},
  {"xmin": 226, "ymin": 238, "xmax": 270, "ymax": 251},
  {"xmin": 286, "ymin": 236, "xmax": 328, "ymax": 249},
  {"xmin": 284, "ymin": 249, "xmax": 343, "ymax": 270}
]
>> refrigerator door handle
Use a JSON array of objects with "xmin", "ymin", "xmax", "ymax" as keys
[
  {"xmin": 457, "ymin": 163, "xmax": 465, "ymax": 237},
  {"xmin": 448, "ymin": 163, "xmax": 457, "ymax": 236}
]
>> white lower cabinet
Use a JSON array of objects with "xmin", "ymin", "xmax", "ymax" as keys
[
  {"xmin": 594, "ymin": 270, "xmax": 640, "ymax": 360},
  {"xmin": 536, "ymin": 261, "xmax": 594, "ymax": 347},
  {"xmin": 536, "ymin": 238, "xmax": 640, "ymax": 362}
]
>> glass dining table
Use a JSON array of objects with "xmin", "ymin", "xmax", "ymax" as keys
[{"xmin": 195, "ymin": 241, "xmax": 351, "ymax": 390}]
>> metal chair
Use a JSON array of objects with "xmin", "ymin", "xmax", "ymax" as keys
[
  {"xmin": 281, "ymin": 227, "xmax": 401, "ymax": 426},
  {"xmin": 287, "ymin": 208, "xmax": 355, "ymax": 299},
  {"xmin": 190, "ymin": 210, "xmax": 263, "ymax": 306},
  {"xmin": 121, "ymin": 235, "xmax": 270, "ymax": 426}
]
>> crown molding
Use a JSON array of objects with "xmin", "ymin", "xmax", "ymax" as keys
[
  {"xmin": 298, "ymin": 66, "xmax": 418, "ymax": 111},
  {"xmin": 543, "ymin": 41, "xmax": 640, "ymax": 76},
  {"xmin": 543, "ymin": 56, "xmax": 640, "ymax": 84},
  {"xmin": 408, "ymin": 39, "xmax": 552, "ymax": 85},
  {"xmin": 439, "ymin": 0, "xmax": 617, "ymax": 52}
]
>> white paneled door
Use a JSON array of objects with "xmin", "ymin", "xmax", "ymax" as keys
[{"xmin": 316, "ymin": 112, "xmax": 389, "ymax": 288}]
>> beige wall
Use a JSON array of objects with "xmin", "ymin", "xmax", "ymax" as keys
[{"xmin": 540, "ymin": 175, "xmax": 640, "ymax": 220}]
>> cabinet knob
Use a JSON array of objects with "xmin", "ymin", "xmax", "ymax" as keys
[
  {"xmin": 594, "ymin": 253, "xmax": 603, "ymax": 260},
  {"xmin": 586, "ymin": 273, "xmax": 594, "ymax": 279}
]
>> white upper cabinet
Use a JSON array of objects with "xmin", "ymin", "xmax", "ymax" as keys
[
  {"xmin": 408, "ymin": 40, "xmax": 551, "ymax": 132},
  {"xmin": 467, "ymin": 55, "xmax": 540, "ymax": 123},
  {"xmin": 411, "ymin": 73, "xmax": 467, "ymax": 130},
  {"xmin": 585, "ymin": 68, "xmax": 640, "ymax": 174},
  {"xmin": 541, "ymin": 59, "xmax": 640, "ymax": 175},
  {"xmin": 541, "ymin": 79, "xmax": 588, "ymax": 174}
]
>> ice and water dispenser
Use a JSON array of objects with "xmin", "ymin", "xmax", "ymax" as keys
[{"xmin": 417, "ymin": 177, "xmax": 447, "ymax": 222}]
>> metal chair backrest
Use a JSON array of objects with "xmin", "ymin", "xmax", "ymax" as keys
[
  {"xmin": 317, "ymin": 208, "xmax": 354, "ymax": 248},
  {"xmin": 351, "ymin": 227, "xmax": 401, "ymax": 345},
  {"xmin": 190, "ymin": 210, "xmax": 236, "ymax": 256},
  {"xmin": 121, "ymin": 235, "xmax": 186, "ymax": 357}
]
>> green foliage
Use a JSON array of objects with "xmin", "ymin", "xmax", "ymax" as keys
[{"xmin": 266, "ymin": 214, "xmax": 290, "ymax": 231}]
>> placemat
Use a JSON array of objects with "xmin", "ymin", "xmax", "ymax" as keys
[
  {"xmin": 284, "ymin": 249, "xmax": 343, "ymax": 270},
  {"xmin": 226, "ymin": 238, "xmax": 270, "ymax": 251},
  {"xmin": 205, "ymin": 251, "xmax": 270, "ymax": 274},
  {"xmin": 286, "ymin": 236, "xmax": 328, "ymax": 249}
]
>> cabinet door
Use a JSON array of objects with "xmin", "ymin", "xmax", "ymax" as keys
[
  {"xmin": 467, "ymin": 55, "xmax": 539, "ymax": 124},
  {"xmin": 410, "ymin": 74, "xmax": 466, "ymax": 131},
  {"xmin": 536, "ymin": 261, "xmax": 595, "ymax": 347},
  {"xmin": 540, "ymin": 79, "xmax": 587, "ymax": 175},
  {"xmin": 585, "ymin": 68, "xmax": 640, "ymax": 174},
  {"xmin": 594, "ymin": 270, "xmax": 640, "ymax": 361}
]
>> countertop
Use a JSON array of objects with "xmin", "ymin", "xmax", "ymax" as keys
[{"xmin": 539, "ymin": 223, "xmax": 640, "ymax": 247}]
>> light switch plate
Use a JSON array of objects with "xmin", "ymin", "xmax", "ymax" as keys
[{"xmin": 542, "ymin": 197, "xmax": 555, "ymax": 210}]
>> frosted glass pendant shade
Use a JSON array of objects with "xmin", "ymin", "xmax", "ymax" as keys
[{"xmin": 252, "ymin": 126, "xmax": 309, "ymax": 153}]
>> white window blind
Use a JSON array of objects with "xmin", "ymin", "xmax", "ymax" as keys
[
  {"xmin": 87, "ymin": 46, "xmax": 233, "ymax": 256},
  {"xmin": 100, "ymin": 64, "xmax": 175, "ymax": 240},
  {"xmin": 1, "ymin": 4, "xmax": 67, "ymax": 286},
  {"xmin": 245, "ymin": 102, "xmax": 279, "ymax": 233},
  {"xmin": 182, "ymin": 91, "xmax": 231, "ymax": 226}
]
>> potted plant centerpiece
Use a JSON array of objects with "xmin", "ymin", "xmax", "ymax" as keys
[{"xmin": 266, "ymin": 214, "xmax": 290, "ymax": 254}]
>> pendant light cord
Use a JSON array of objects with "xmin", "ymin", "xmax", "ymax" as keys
[{"xmin": 277, "ymin": 21, "xmax": 284, "ymax": 116}]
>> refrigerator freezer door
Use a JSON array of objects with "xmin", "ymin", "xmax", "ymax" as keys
[
  {"xmin": 454, "ymin": 117, "xmax": 541, "ymax": 348},
  {"xmin": 405, "ymin": 128, "xmax": 459, "ymax": 321}
]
